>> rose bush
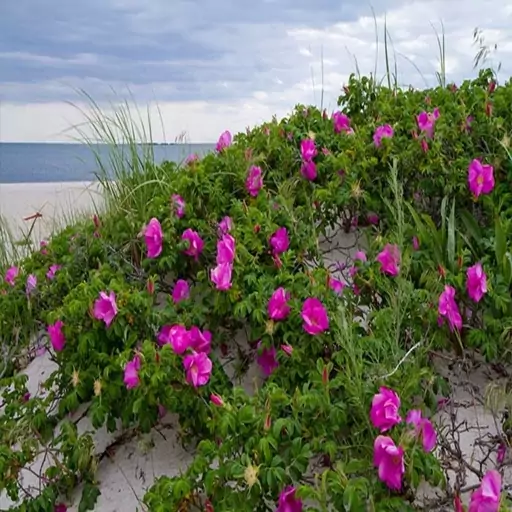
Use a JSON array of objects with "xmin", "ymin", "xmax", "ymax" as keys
[{"xmin": 0, "ymin": 68, "xmax": 511, "ymax": 511}]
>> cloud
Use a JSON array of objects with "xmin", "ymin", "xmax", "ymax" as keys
[{"xmin": 0, "ymin": 0, "xmax": 511, "ymax": 141}]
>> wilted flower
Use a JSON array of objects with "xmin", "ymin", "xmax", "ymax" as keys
[
  {"xmin": 144, "ymin": 218, "xmax": 163, "ymax": 259},
  {"xmin": 47, "ymin": 320, "xmax": 66, "ymax": 352},
  {"xmin": 216, "ymin": 130, "xmax": 232, "ymax": 152},
  {"xmin": 373, "ymin": 436, "xmax": 405, "ymax": 490},
  {"xmin": 256, "ymin": 343, "xmax": 279, "ymax": 376},
  {"xmin": 46, "ymin": 264, "xmax": 62, "ymax": 280},
  {"xmin": 301, "ymin": 298, "xmax": 329, "ymax": 335},
  {"xmin": 172, "ymin": 279, "xmax": 190, "ymax": 303},
  {"xmin": 218, "ymin": 216, "xmax": 233, "ymax": 234},
  {"xmin": 93, "ymin": 291, "xmax": 118, "ymax": 327},
  {"xmin": 438, "ymin": 285, "xmax": 462, "ymax": 331},
  {"xmin": 26, "ymin": 274, "xmax": 37, "ymax": 295},
  {"xmin": 370, "ymin": 387, "xmax": 402, "ymax": 432},
  {"xmin": 376, "ymin": 244, "xmax": 401, "ymax": 276},
  {"xmin": 373, "ymin": 124, "xmax": 394, "ymax": 147},
  {"xmin": 171, "ymin": 194, "xmax": 186, "ymax": 218},
  {"xmin": 189, "ymin": 326, "xmax": 212, "ymax": 354},
  {"xmin": 466, "ymin": 263, "xmax": 487, "ymax": 303},
  {"xmin": 182, "ymin": 228, "xmax": 204, "ymax": 260},
  {"xmin": 468, "ymin": 159, "xmax": 495, "ymax": 198},
  {"xmin": 406, "ymin": 409, "xmax": 437, "ymax": 452},
  {"xmin": 183, "ymin": 351, "xmax": 212, "ymax": 387},
  {"xmin": 268, "ymin": 287, "xmax": 291, "ymax": 321},
  {"xmin": 246, "ymin": 165, "xmax": 263, "ymax": 197}
]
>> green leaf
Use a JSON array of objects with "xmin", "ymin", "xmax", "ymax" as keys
[
  {"xmin": 446, "ymin": 199, "xmax": 456, "ymax": 272},
  {"xmin": 78, "ymin": 483, "xmax": 101, "ymax": 512}
]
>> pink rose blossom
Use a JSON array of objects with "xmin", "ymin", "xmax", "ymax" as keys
[
  {"xmin": 269, "ymin": 227, "xmax": 290, "ymax": 255},
  {"xmin": 406, "ymin": 409, "xmax": 437, "ymax": 452},
  {"xmin": 144, "ymin": 218, "xmax": 163, "ymax": 259},
  {"xmin": 376, "ymin": 244, "xmax": 401, "ymax": 276},
  {"xmin": 281, "ymin": 344, "xmax": 293, "ymax": 356},
  {"xmin": 182, "ymin": 228, "xmax": 204, "ymax": 260},
  {"xmin": 124, "ymin": 355, "xmax": 141, "ymax": 389},
  {"xmin": 210, "ymin": 393, "xmax": 224, "ymax": 407},
  {"xmin": 417, "ymin": 108, "xmax": 439, "ymax": 138},
  {"xmin": 301, "ymin": 298, "xmax": 329, "ymax": 335},
  {"xmin": 300, "ymin": 138, "xmax": 317, "ymax": 161},
  {"xmin": 93, "ymin": 291, "xmax": 118, "ymax": 328},
  {"xmin": 26, "ymin": 274, "xmax": 37, "ymax": 295},
  {"xmin": 468, "ymin": 159, "xmax": 495, "ymax": 198},
  {"xmin": 158, "ymin": 324, "xmax": 191, "ymax": 354},
  {"xmin": 216, "ymin": 130, "xmax": 232, "ymax": 152},
  {"xmin": 438, "ymin": 285, "xmax": 463, "ymax": 331},
  {"xmin": 268, "ymin": 287, "xmax": 291, "ymax": 321},
  {"xmin": 373, "ymin": 124, "xmax": 394, "ymax": 147},
  {"xmin": 183, "ymin": 351, "xmax": 212, "ymax": 387},
  {"xmin": 172, "ymin": 279, "xmax": 190, "ymax": 303},
  {"xmin": 370, "ymin": 387, "xmax": 402, "ymax": 432},
  {"xmin": 185, "ymin": 153, "xmax": 198, "ymax": 165},
  {"xmin": 216, "ymin": 233, "xmax": 236, "ymax": 265},
  {"xmin": 300, "ymin": 160, "xmax": 317, "ymax": 180},
  {"xmin": 211, "ymin": 262, "xmax": 233, "ymax": 290},
  {"xmin": 354, "ymin": 250, "xmax": 367, "ymax": 262},
  {"xmin": 246, "ymin": 165, "xmax": 263, "ymax": 197},
  {"xmin": 46, "ymin": 264, "xmax": 62, "ymax": 280},
  {"xmin": 466, "ymin": 262, "xmax": 487, "ymax": 303},
  {"xmin": 373, "ymin": 436, "xmax": 405, "ymax": 490},
  {"xmin": 189, "ymin": 326, "xmax": 212, "ymax": 354},
  {"xmin": 277, "ymin": 485, "xmax": 303, "ymax": 512},
  {"xmin": 469, "ymin": 469, "xmax": 501, "ymax": 512},
  {"xmin": 256, "ymin": 343, "xmax": 279, "ymax": 377},
  {"xmin": 4, "ymin": 266, "xmax": 18, "ymax": 286},
  {"xmin": 328, "ymin": 276, "xmax": 345, "ymax": 295},
  {"xmin": 171, "ymin": 194, "xmax": 185, "ymax": 218},
  {"xmin": 47, "ymin": 320, "xmax": 66, "ymax": 352},
  {"xmin": 332, "ymin": 111, "xmax": 352, "ymax": 134}
]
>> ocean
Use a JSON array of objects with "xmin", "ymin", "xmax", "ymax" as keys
[{"xmin": 0, "ymin": 143, "xmax": 215, "ymax": 183}]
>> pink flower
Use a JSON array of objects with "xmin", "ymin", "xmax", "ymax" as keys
[
  {"xmin": 370, "ymin": 387, "xmax": 402, "ymax": 432},
  {"xmin": 417, "ymin": 109, "xmax": 439, "ymax": 138},
  {"xmin": 183, "ymin": 351, "xmax": 212, "ymax": 387},
  {"xmin": 420, "ymin": 139, "xmax": 429, "ymax": 153},
  {"xmin": 210, "ymin": 393, "xmax": 224, "ymax": 407},
  {"xmin": 328, "ymin": 276, "xmax": 345, "ymax": 295},
  {"xmin": 332, "ymin": 111, "xmax": 351, "ymax": 134},
  {"xmin": 466, "ymin": 263, "xmax": 487, "ymax": 303},
  {"xmin": 40, "ymin": 240, "xmax": 48, "ymax": 255},
  {"xmin": 26, "ymin": 274, "xmax": 37, "ymax": 295},
  {"xmin": 268, "ymin": 287, "xmax": 291, "ymax": 321},
  {"xmin": 301, "ymin": 298, "xmax": 329, "ymax": 335},
  {"xmin": 277, "ymin": 485, "xmax": 303, "ymax": 512},
  {"xmin": 218, "ymin": 216, "xmax": 233, "ymax": 234},
  {"xmin": 300, "ymin": 138, "xmax": 317, "ymax": 161},
  {"xmin": 182, "ymin": 228, "xmax": 204, "ymax": 260},
  {"xmin": 406, "ymin": 409, "xmax": 437, "ymax": 452},
  {"xmin": 367, "ymin": 212, "xmax": 379, "ymax": 225},
  {"xmin": 189, "ymin": 326, "xmax": 212, "ymax": 354},
  {"xmin": 256, "ymin": 343, "xmax": 279, "ymax": 377},
  {"xmin": 281, "ymin": 344, "xmax": 293, "ymax": 356},
  {"xmin": 124, "ymin": 355, "xmax": 141, "ymax": 389},
  {"xmin": 300, "ymin": 160, "xmax": 317, "ymax": 180},
  {"xmin": 158, "ymin": 324, "xmax": 191, "ymax": 354},
  {"xmin": 185, "ymin": 153, "xmax": 198, "ymax": 165},
  {"xmin": 354, "ymin": 250, "xmax": 367, "ymax": 262},
  {"xmin": 270, "ymin": 227, "xmax": 290, "ymax": 255},
  {"xmin": 376, "ymin": 244, "xmax": 401, "ymax": 276},
  {"xmin": 172, "ymin": 194, "xmax": 185, "ymax": 218},
  {"xmin": 412, "ymin": 236, "xmax": 420, "ymax": 251},
  {"xmin": 373, "ymin": 436, "xmax": 405, "ymax": 490},
  {"xmin": 172, "ymin": 279, "xmax": 190, "ymax": 303},
  {"xmin": 465, "ymin": 115, "xmax": 474, "ymax": 132},
  {"xmin": 93, "ymin": 291, "xmax": 118, "ymax": 327},
  {"xmin": 211, "ymin": 262, "xmax": 233, "ymax": 290},
  {"xmin": 4, "ymin": 266, "xmax": 18, "ymax": 286},
  {"xmin": 216, "ymin": 130, "xmax": 232, "ymax": 152},
  {"xmin": 217, "ymin": 233, "xmax": 236, "ymax": 264},
  {"xmin": 47, "ymin": 320, "xmax": 66, "ymax": 352},
  {"xmin": 246, "ymin": 165, "xmax": 263, "ymax": 197},
  {"xmin": 438, "ymin": 285, "xmax": 462, "ymax": 331},
  {"xmin": 468, "ymin": 159, "xmax": 495, "ymax": 198},
  {"xmin": 373, "ymin": 124, "xmax": 394, "ymax": 147},
  {"xmin": 144, "ymin": 218, "xmax": 163, "ymax": 259},
  {"xmin": 55, "ymin": 504, "xmax": 67, "ymax": 512},
  {"xmin": 497, "ymin": 443, "xmax": 506, "ymax": 464},
  {"xmin": 469, "ymin": 469, "xmax": 501, "ymax": 512},
  {"xmin": 46, "ymin": 264, "xmax": 62, "ymax": 280}
]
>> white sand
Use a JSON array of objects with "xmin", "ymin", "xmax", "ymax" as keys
[{"xmin": 0, "ymin": 182, "xmax": 509, "ymax": 510}]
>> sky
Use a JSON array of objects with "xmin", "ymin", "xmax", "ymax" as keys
[{"xmin": 0, "ymin": 0, "xmax": 511, "ymax": 143}]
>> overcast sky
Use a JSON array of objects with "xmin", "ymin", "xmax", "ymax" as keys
[{"xmin": 1, "ymin": 0, "xmax": 510, "ymax": 142}]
